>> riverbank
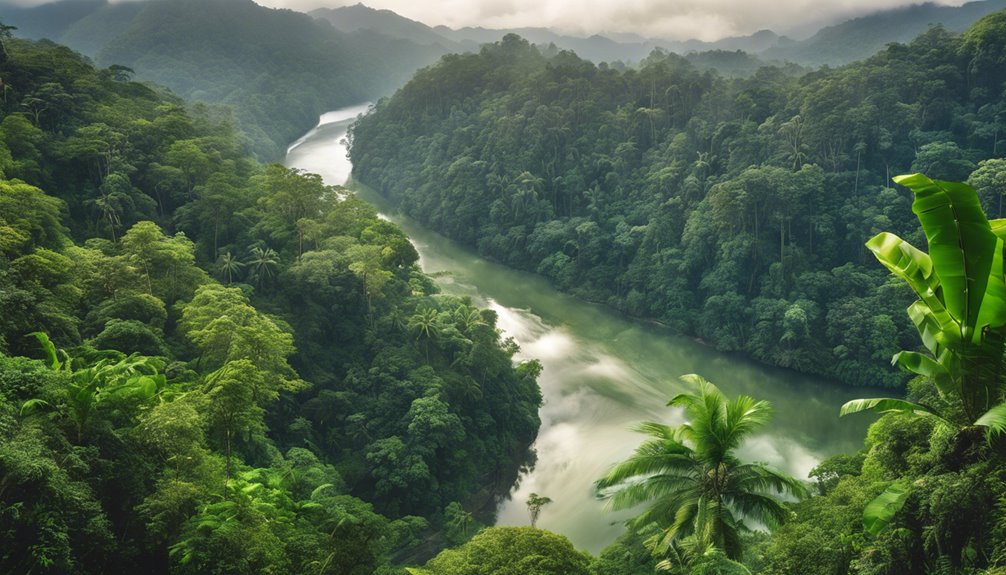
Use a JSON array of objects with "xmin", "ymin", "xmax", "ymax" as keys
[{"xmin": 286, "ymin": 107, "xmax": 877, "ymax": 553}]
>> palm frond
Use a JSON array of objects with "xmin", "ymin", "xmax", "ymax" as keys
[
  {"xmin": 732, "ymin": 463, "xmax": 810, "ymax": 499},
  {"xmin": 605, "ymin": 475, "xmax": 700, "ymax": 511},
  {"xmin": 975, "ymin": 402, "xmax": 1006, "ymax": 438},
  {"xmin": 595, "ymin": 442, "xmax": 696, "ymax": 491},
  {"xmin": 725, "ymin": 491, "xmax": 789, "ymax": 528}
]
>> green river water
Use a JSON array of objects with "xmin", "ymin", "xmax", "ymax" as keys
[{"xmin": 285, "ymin": 106, "xmax": 878, "ymax": 554}]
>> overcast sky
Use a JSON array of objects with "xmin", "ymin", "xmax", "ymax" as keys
[
  {"xmin": 265, "ymin": 0, "xmax": 971, "ymax": 40},
  {"xmin": 1, "ymin": 0, "xmax": 972, "ymax": 41}
]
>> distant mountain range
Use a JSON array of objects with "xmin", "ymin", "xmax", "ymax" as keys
[
  {"xmin": 5, "ymin": 0, "xmax": 1006, "ymax": 155},
  {"xmin": 3, "ymin": 0, "xmax": 451, "ymax": 158},
  {"xmin": 311, "ymin": 3, "xmax": 787, "ymax": 65},
  {"xmin": 767, "ymin": 0, "xmax": 1006, "ymax": 64},
  {"xmin": 312, "ymin": 0, "xmax": 1006, "ymax": 67}
]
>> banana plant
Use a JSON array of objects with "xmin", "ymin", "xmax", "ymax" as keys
[
  {"xmin": 841, "ymin": 173, "xmax": 1006, "ymax": 535},
  {"xmin": 842, "ymin": 173, "xmax": 1006, "ymax": 430},
  {"xmin": 21, "ymin": 332, "xmax": 166, "ymax": 441}
]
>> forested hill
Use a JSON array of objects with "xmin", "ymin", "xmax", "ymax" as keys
[
  {"xmin": 0, "ymin": 36, "xmax": 541, "ymax": 573},
  {"xmin": 765, "ymin": 0, "xmax": 1006, "ymax": 66},
  {"xmin": 350, "ymin": 12, "xmax": 1006, "ymax": 389},
  {"xmin": 310, "ymin": 0, "xmax": 1006, "ymax": 70},
  {"xmin": 4, "ymin": 0, "xmax": 450, "ymax": 159}
]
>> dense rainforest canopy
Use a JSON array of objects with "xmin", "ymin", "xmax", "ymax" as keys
[
  {"xmin": 5, "ymin": 3, "xmax": 1006, "ymax": 574},
  {"xmin": 351, "ymin": 13, "xmax": 1006, "ymax": 389},
  {"xmin": 4, "ymin": 0, "xmax": 452, "ymax": 159},
  {"xmin": 0, "ymin": 35, "xmax": 542, "ymax": 573}
]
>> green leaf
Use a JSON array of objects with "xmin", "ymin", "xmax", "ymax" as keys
[
  {"xmin": 863, "ymin": 482, "xmax": 910, "ymax": 536},
  {"xmin": 310, "ymin": 483, "xmax": 335, "ymax": 499},
  {"xmin": 990, "ymin": 218, "xmax": 1006, "ymax": 240},
  {"xmin": 19, "ymin": 398, "xmax": 50, "ymax": 417},
  {"xmin": 865, "ymin": 232, "xmax": 939, "ymax": 300},
  {"xmin": 840, "ymin": 398, "xmax": 950, "ymax": 425},
  {"xmin": 976, "ymin": 236, "xmax": 1006, "ymax": 333},
  {"xmin": 975, "ymin": 403, "xmax": 1006, "ymax": 437},
  {"xmin": 891, "ymin": 351, "xmax": 955, "ymax": 397},
  {"xmin": 895, "ymin": 173, "xmax": 996, "ymax": 340},
  {"xmin": 28, "ymin": 331, "xmax": 60, "ymax": 370},
  {"xmin": 906, "ymin": 300, "xmax": 959, "ymax": 354}
]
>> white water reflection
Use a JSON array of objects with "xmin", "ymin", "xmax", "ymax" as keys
[{"xmin": 285, "ymin": 106, "xmax": 878, "ymax": 554}]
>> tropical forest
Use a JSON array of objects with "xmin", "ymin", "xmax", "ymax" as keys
[{"xmin": 2, "ymin": 0, "xmax": 1006, "ymax": 574}]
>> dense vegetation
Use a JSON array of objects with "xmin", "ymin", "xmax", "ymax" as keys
[
  {"xmin": 7, "ymin": 4, "xmax": 1006, "ymax": 574},
  {"xmin": 0, "ymin": 35, "xmax": 542, "ymax": 573},
  {"xmin": 351, "ymin": 15, "xmax": 1006, "ymax": 388},
  {"xmin": 6, "ymin": 0, "xmax": 450, "ymax": 159},
  {"xmin": 588, "ymin": 173, "xmax": 1006, "ymax": 575}
]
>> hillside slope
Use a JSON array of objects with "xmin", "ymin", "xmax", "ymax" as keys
[{"xmin": 6, "ymin": 0, "xmax": 449, "ymax": 158}]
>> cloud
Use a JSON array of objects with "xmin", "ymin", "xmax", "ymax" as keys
[
  {"xmin": 261, "ymin": 0, "xmax": 969, "ymax": 40},
  {"xmin": 0, "ymin": 0, "xmax": 971, "ymax": 40}
]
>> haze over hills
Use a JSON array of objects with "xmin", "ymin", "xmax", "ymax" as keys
[
  {"xmin": 312, "ymin": 0, "xmax": 1006, "ymax": 67},
  {"xmin": 3, "ymin": 0, "xmax": 451, "ymax": 158},
  {"xmin": 312, "ymin": 3, "xmax": 788, "ymax": 64},
  {"xmin": 765, "ymin": 0, "xmax": 1006, "ymax": 64},
  {"xmin": 5, "ymin": 0, "xmax": 1006, "ymax": 158}
]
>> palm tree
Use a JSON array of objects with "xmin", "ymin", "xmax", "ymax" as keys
[
  {"xmin": 246, "ymin": 245, "xmax": 279, "ymax": 289},
  {"xmin": 216, "ymin": 251, "xmax": 245, "ymax": 285},
  {"xmin": 408, "ymin": 307, "xmax": 440, "ymax": 362},
  {"xmin": 454, "ymin": 305, "xmax": 486, "ymax": 336},
  {"xmin": 595, "ymin": 374, "xmax": 807, "ymax": 560}
]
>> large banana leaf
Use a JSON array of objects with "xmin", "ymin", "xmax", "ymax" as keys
[
  {"xmin": 990, "ymin": 218, "xmax": 1006, "ymax": 240},
  {"xmin": 866, "ymin": 232, "xmax": 939, "ymax": 299},
  {"xmin": 891, "ymin": 351, "xmax": 955, "ymax": 397},
  {"xmin": 863, "ymin": 482, "xmax": 910, "ymax": 536},
  {"xmin": 840, "ymin": 398, "xmax": 951, "ymax": 426},
  {"xmin": 975, "ymin": 236, "xmax": 1006, "ymax": 334},
  {"xmin": 906, "ymin": 300, "xmax": 959, "ymax": 354},
  {"xmin": 895, "ymin": 174, "xmax": 996, "ymax": 340}
]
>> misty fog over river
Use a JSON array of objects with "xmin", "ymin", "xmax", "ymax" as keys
[{"xmin": 284, "ymin": 106, "xmax": 877, "ymax": 553}]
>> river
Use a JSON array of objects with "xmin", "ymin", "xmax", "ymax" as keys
[{"xmin": 285, "ymin": 106, "xmax": 877, "ymax": 554}]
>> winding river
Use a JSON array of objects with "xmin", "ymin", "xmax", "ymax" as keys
[{"xmin": 285, "ymin": 106, "xmax": 877, "ymax": 554}]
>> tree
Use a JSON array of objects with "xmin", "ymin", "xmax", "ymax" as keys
[
  {"xmin": 595, "ymin": 374, "xmax": 807, "ymax": 560},
  {"xmin": 968, "ymin": 158, "xmax": 1006, "ymax": 217},
  {"xmin": 204, "ymin": 360, "xmax": 266, "ymax": 489},
  {"xmin": 216, "ymin": 251, "xmax": 245, "ymax": 285},
  {"xmin": 347, "ymin": 244, "xmax": 392, "ymax": 323},
  {"xmin": 120, "ymin": 221, "xmax": 207, "ymax": 303},
  {"xmin": 411, "ymin": 526, "xmax": 591, "ymax": 575},
  {"xmin": 246, "ymin": 245, "xmax": 280, "ymax": 290},
  {"xmin": 409, "ymin": 307, "xmax": 441, "ymax": 362},
  {"xmin": 444, "ymin": 501, "xmax": 474, "ymax": 541},
  {"xmin": 179, "ymin": 284, "xmax": 300, "ymax": 395},
  {"xmin": 0, "ymin": 179, "xmax": 67, "ymax": 255},
  {"xmin": 526, "ymin": 493, "xmax": 552, "ymax": 528},
  {"xmin": 0, "ymin": 20, "xmax": 16, "ymax": 60}
]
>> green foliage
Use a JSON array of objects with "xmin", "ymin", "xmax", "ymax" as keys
[
  {"xmin": 416, "ymin": 526, "xmax": 592, "ymax": 575},
  {"xmin": 8, "ymin": 0, "xmax": 451, "ymax": 159},
  {"xmin": 0, "ymin": 35, "xmax": 542, "ymax": 574},
  {"xmin": 861, "ymin": 482, "xmax": 910, "ymax": 536},
  {"xmin": 349, "ymin": 27, "xmax": 1006, "ymax": 389}
]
